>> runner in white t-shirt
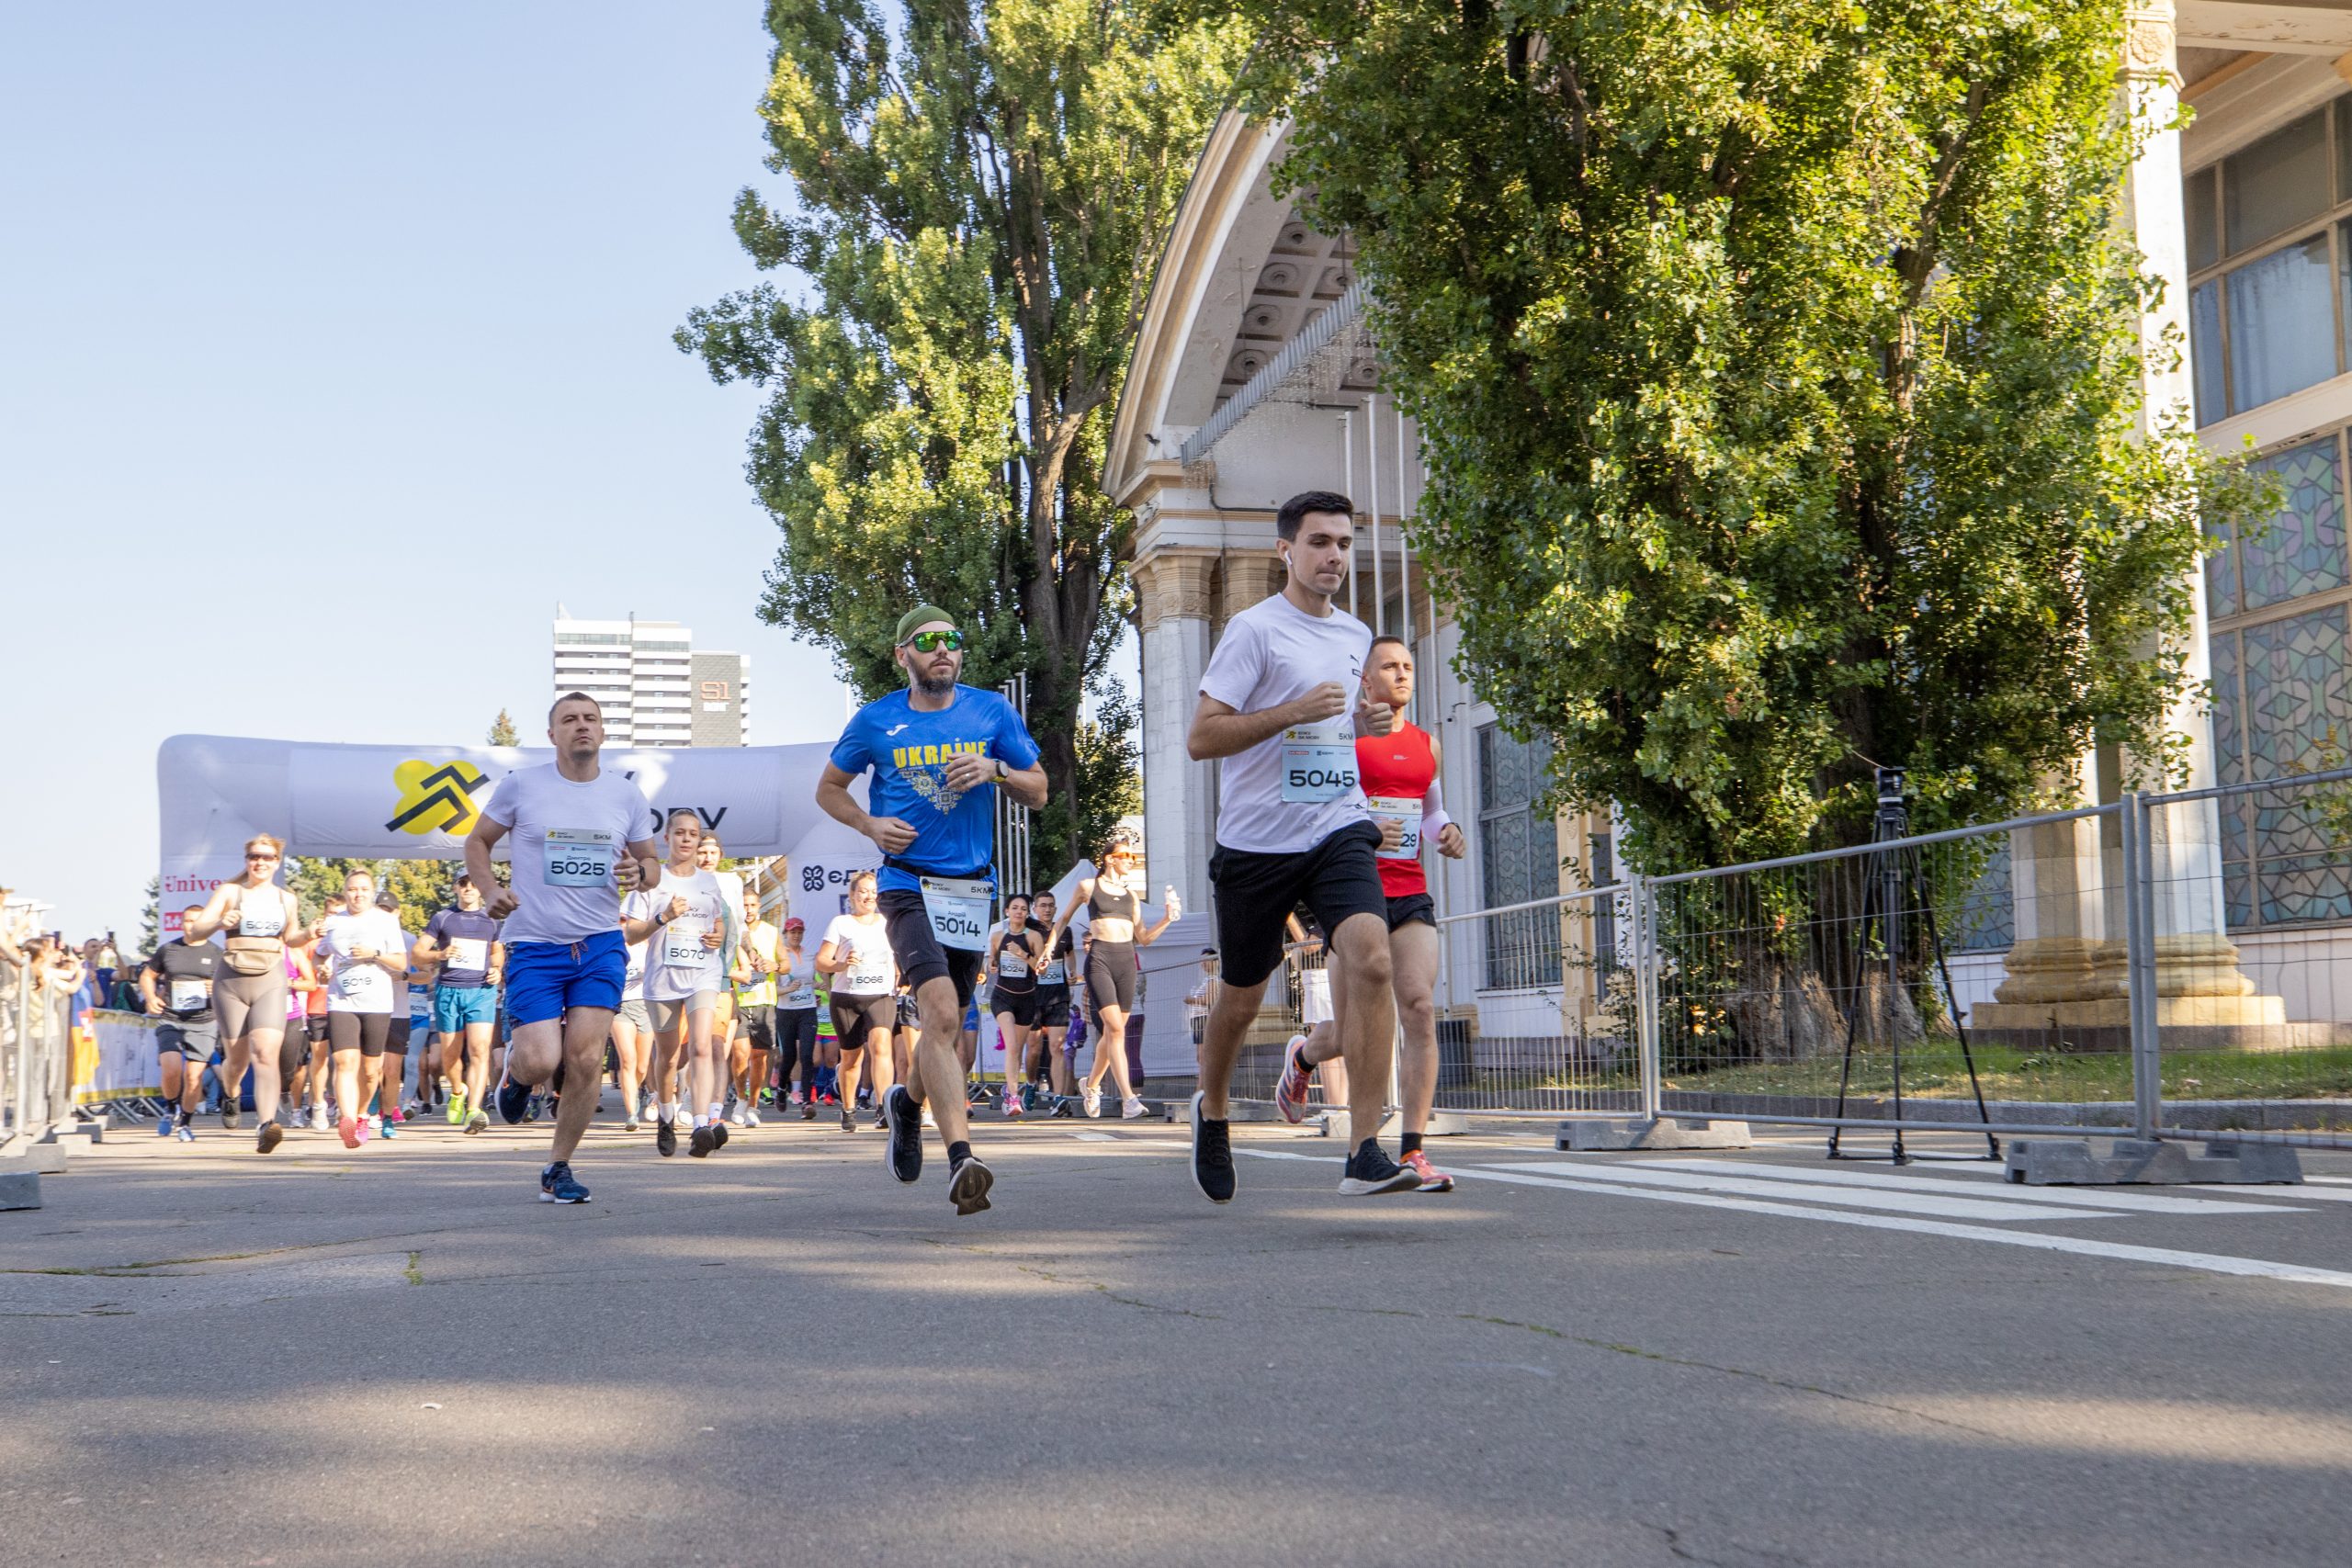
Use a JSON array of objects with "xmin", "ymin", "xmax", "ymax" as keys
[
  {"xmin": 465, "ymin": 692, "xmax": 663, "ymax": 1205},
  {"xmin": 620, "ymin": 809, "xmax": 738, "ymax": 1158},
  {"xmin": 315, "ymin": 868, "xmax": 409, "ymax": 1150},
  {"xmin": 1183, "ymin": 489, "xmax": 1418, "ymax": 1201},
  {"xmin": 814, "ymin": 872, "xmax": 899, "ymax": 1135}
]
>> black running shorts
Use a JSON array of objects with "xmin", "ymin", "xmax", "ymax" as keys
[
  {"xmin": 1082, "ymin": 940, "xmax": 1137, "ymax": 1014},
  {"xmin": 1034, "ymin": 986, "xmax": 1071, "ymax": 1029},
  {"xmin": 830, "ymin": 993, "xmax": 895, "ymax": 1052},
  {"xmin": 992, "ymin": 987, "xmax": 1041, "ymax": 1030},
  {"xmin": 1385, "ymin": 892, "xmax": 1437, "ymax": 931},
  {"xmin": 877, "ymin": 886, "xmax": 981, "ymax": 1009},
  {"xmin": 328, "ymin": 1012, "xmax": 392, "ymax": 1059},
  {"xmin": 1209, "ymin": 820, "xmax": 1386, "ymax": 989},
  {"xmin": 740, "ymin": 1003, "xmax": 775, "ymax": 1052}
]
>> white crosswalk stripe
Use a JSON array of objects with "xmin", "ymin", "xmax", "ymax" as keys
[
  {"xmin": 1627, "ymin": 1158, "xmax": 2304, "ymax": 1215},
  {"xmin": 1477, "ymin": 1162, "xmax": 2118, "ymax": 1222}
]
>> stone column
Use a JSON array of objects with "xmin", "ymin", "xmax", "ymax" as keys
[
  {"xmin": 1134, "ymin": 550, "xmax": 1221, "ymax": 910},
  {"xmin": 1981, "ymin": 3, "xmax": 2279, "ymax": 1044}
]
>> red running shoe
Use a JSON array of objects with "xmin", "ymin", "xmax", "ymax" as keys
[
  {"xmin": 1273, "ymin": 1034, "xmax": 1314, "ymax": 1125},
  {"xmin": 1400, "ymin": 1148, "xmax": 1454, "ymax": 1192}
]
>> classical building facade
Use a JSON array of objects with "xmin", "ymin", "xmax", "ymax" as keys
[{"xmin": 1103, "ymin": 6, "xmax": 2352, "ymax": 1042}]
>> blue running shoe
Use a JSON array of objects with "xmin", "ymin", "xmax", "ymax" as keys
[
  {"xmin": 538, "ymin": 1161, "xmax": 591, "ymax": 1204},
  {"xmin": 496, "ymin": 1069, "xmax": 531, "ymax": 1125},
  {"xmin": 155, "ymin": 1109, "xmax": 176, "ymax": 1138}
]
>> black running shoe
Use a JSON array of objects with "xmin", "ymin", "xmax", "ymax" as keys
[
  {"xmin": 256, "ymin": 1122, "xmax": 283, "ymax": 1155},
  {"xmin": 1338, "ymin": 1139, "xmax": 1420, "ymax": 1196},
  {"xmin": 802, "ymin": 1100, "xmax": 817, "ymax": 1122},
  {"xmin": 947, "ymin": 1154, "xmax": 994, "ymax": 1216},
  {"xmin": 656, "ymin": 1116, "xmax": 678, "ymax": 1157},
  {"xmin": 710, "ymin": 1120, "xmax": 729, "ymax": 1149},
  {"xmin": 839, "ymin": 1107, "xmax": 856, "ymax": 1133},
  {"xmin": 882, "ymin": 1085, "xmax": 922, "ymax": 1184},
  {"xmin": 220, "ymin": 1100, "xmax": 241, "ymax": 1131},
  {"xmin": 689, "ymin": 1122, "xmax": 716, "ymax": 1158},
  {"xmin": 496, "ymin": 1070, "xmax": 532, "ymax": 1126},
  {"xmin": 1189, "ymin": 1091, "xmax": 1234, "ymax": 1204}
]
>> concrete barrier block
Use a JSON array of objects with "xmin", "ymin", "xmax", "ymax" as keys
[
  {"xmin": 1556, "ymin": 1117, "xmax": 1753, "ymax": 1152},
  {"xmin": 0, "ymin": 1170, "xmax": 41, "ymax": 1210},
  {"xmin": 2007, "ymin": 1136, "xmax": 2303, "ymax": 1185}
]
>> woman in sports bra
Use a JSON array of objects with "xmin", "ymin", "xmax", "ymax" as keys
[
  {"xmin": 985, "ymin": 894, "xmax": 1043, "ymax": 1119},
  {"xmin": 1042, "ymin": 830, "xmax": 1179, "ymax": 1119},
  {"xmin": 815, "ymin": 870, "xmax": 899, "ymax": 1134},
  {"xmin": 187, "ymin": 833, "xmax": 308, "ymax": 1153}
]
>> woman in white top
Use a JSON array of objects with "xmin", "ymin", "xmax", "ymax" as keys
[
  {"xmin": 187, "ymin": 833, "xmax": 309, "ymax": 1152},
  {"xmin": 621, "ymin": 809, "xmax": 736, "ymax": 1158},
  {"xmin": 313, "ymin": 868, "xmax": 409, "ymax": 1149},
  {"xmin": 609, "ymin": 931, "xmax": 652, "ymax": 1132},
  {"xmin": 814, "ymin": 870, "xmax": 897, "ymax": 1135}
]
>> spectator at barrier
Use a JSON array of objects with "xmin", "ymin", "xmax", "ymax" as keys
[{"xmin": 1184, "ymin": 948, "xmax": 1218, "ymax": 1052}]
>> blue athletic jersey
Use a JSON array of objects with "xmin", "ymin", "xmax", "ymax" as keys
[{"xmin": 831, "ymin": 685, "xmax": 1041, "ymax": 893}]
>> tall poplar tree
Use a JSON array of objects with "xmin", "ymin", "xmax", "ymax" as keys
[{"xmin": 680, "ymin": 0, "xmax": 1247, "ymax": 867}]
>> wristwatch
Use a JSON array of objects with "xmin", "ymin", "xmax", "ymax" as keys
[{"xmin": 994, "ymin": 758, "xmax": 1009, "ymax": 782}]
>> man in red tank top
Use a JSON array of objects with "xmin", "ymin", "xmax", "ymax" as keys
[{"xmin": 1275, "ymin": 636, "xmax": 1467, "ymax": 1190}]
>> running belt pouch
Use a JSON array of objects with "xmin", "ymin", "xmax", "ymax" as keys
[{"xmin": 221, "ymin": 939, "xmax": 277, "ymax": 977}]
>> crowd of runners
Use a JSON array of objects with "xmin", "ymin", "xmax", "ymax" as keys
[{"xmin": 108, "ymin": 489, "xmax": 1464, "ymax": 1214}]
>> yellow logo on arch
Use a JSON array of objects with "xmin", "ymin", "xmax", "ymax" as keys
[{"xmin": 386, "ymin": 759, "xmax": 491, "ymax": 837}]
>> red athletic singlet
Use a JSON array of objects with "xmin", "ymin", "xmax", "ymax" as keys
[{"xmin": 1357, "ymin": 721, "xmax": 1436, "ymax": 897}]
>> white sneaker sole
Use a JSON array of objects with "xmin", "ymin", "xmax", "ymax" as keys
[
  {"xmin": 1338, "ymin": 1168, "xmax": 1422, "ymax": 1196},
  {"xmin": 948, "ymin": 1158, "xmax": 994, "ymax": 1215}
]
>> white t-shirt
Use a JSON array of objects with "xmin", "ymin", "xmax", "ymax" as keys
[
  {"xmin": 481, "ymin": 761, "xmax": 655, "ymax": 946},
  {"xmin": 822, "ymin": 913, "xmax": 898, "ymax": 997},
  {"xmin": 623, "ymin": 935, "xmax": 649, "ymax": 1001},
  {"xmin": 624, "ymin": 867, "xmax": 730, "ymax": 1003},
  {"xmin": 317, "ymin": 910, "xmax": 407, "ymax": 1014},
  {"xmin": 1198, "ymin": 591, "xmax": 1374, "ymax": 854}
]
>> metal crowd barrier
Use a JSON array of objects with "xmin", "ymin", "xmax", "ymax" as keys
[{"xmin": 1216, "ymin": 774, "xmax": 2352, "ymax": 1152}]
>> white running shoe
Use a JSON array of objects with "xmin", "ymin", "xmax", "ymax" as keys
[
  {"xmin": 728, "ymin": 1107, "xmax": 748, "ymax": 1128},
  {"xmin": 921, "ymin": 1106, "xmax": 937, "ymax": 1130},
  {"xmin": 1082, "ymin": 1087, "xmax": 1102, "ymax": 1119},
  {"xmin": 744, "ymin": 1109, "xmax": 761, "ymax": 1128},
  {"xmin": 1121, "ymin": 1096, "xmax": 1148, "ymax": 1120}
]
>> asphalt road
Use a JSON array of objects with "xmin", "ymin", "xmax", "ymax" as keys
[{"xmin": 5, "ymin": 1100, "xmax": 2350, "ymax": 1568}]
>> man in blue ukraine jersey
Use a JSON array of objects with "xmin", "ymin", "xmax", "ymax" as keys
[{"xmin": 817, "ymin": 604, "xmax": 1047, "ymax": 1216}]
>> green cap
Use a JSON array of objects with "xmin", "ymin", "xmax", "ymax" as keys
[{"xmin": 895, "ymin": 604, "xmax": 957, "ymax": 646}]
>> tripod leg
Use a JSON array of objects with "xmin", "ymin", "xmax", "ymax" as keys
[
  {"xmin": 1826, "ymin": 866, "xmax": 1881, "ymax": 1159},
  {"xmin": 1911, "ymin": 855, "xmax": 2001, "ymax": 1159}
]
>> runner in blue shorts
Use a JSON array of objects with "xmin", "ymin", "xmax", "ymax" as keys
[
  {"xmin": 466, "ymin": 692, "xmax": 662, "ymax": 1204},
  {"xmin": 816, "ymin": 603, "xmax": 1048, "ymax": 1216},
  {"xmin": 416, "ymin": 874, "xmax": 505, "ymax": 1134}
]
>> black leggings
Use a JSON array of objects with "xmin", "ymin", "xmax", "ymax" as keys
[
  {"xmin": 328, "ymin": 1012, "xmax": 392, "ymax": 1059},
  {"xmin": 774, "ymin": 1008, "xmax": 819, "ymax": 1091}
]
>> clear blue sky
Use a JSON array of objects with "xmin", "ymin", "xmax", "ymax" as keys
[{"xmin": 0, "ymin": 3, "xmax": 891, "ymax": 942}]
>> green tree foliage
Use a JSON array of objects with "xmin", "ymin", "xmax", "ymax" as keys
[
  {"xmin": 1231, "ymin": 0, "xmax": 2250, "ymax": 870},
  {"xmin": 488, "ymin": 708, "xmax": 519, "ymax": 747},
  {"xmin": 284, "ymin": 858, "xmax": 454, "ymax": 935},
  {"xmin": 677, "ymin": 0, "xmax": 1249, "ymax": 870},
  {"xmin": 1067, "ymin": 687, "xmax": 1144, "ymax": 862},
  {"xmin": 138, "ymin": 875, "xmax": 160, "ymax": 958}
]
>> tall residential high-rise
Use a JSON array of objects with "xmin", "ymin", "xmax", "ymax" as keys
[{"xmin": 550, "ymin": 606, "xmax": 750, "ymax": 748}]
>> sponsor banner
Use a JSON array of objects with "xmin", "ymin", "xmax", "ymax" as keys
[
  {"xmin": 161, "ymin": 736, "xmax": 848, "ymax": 928},
  {"xmin": 78, "ymin": 1009, "xmax": 164, "ymax": 1102}
]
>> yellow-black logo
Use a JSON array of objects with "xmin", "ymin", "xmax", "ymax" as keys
[{"xmin": 387, "ymin": 760, "xmax": 491, "ymax": 837}]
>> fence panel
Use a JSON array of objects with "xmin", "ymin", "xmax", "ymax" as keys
[
  {"xmin": 2139, "ymin": 771, "xmax": 2352, "ymax": 1147},
  {"xmin": 1647, "ymin": 811, "xmax": 2136, "ymax": 1138}
]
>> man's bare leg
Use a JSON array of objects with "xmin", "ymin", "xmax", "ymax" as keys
[
  {"xmin": 1328, "ymin": 913, "xmax": 1396, "ymax": 1151},
  {"xmin": 900, "ymin": 976, "xmax": 969, "ymax": 1147},
  {"xmin": 1197, "ymin": 976, "xmax": 1272, "ymax": 1120}
]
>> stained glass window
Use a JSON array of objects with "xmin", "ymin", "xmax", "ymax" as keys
[
  {"xmin": 2228, "ymin": 606, "xmax": 2352, "ymax": 927},
  {"xmin": 2238, "ymin": 435, "xmax": 2348, "ymax": 611}
]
